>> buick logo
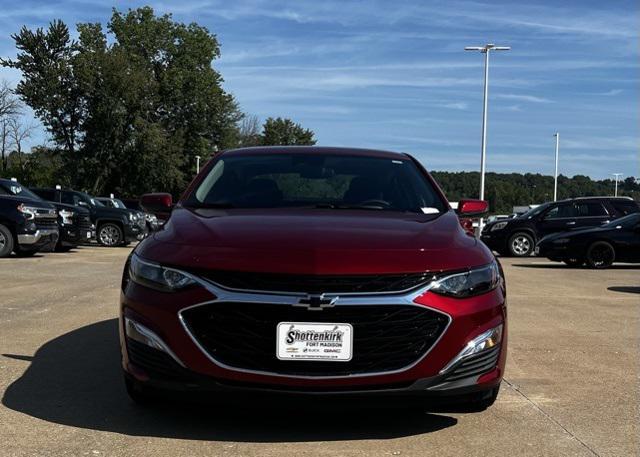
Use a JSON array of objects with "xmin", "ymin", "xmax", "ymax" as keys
[{"xmin": 294, "ymin": 293, "xmax": 338, "ymax": 310}]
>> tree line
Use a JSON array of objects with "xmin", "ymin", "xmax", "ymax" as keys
[
  {"xmin": 432, "ymin": 171, "xmax": 639, "ymax": 214},
  {"xmin": 0, "ymin": 7, "xmax": 315, "ymax": 197}
]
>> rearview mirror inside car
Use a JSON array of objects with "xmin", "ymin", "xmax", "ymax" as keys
[
  {"xmin": 140, "ymin": 193, "xmax": 173, "ymax": 218},
  {"xmin": 456, "ymin": 199, "xmax": 489, "ymax": 217}
]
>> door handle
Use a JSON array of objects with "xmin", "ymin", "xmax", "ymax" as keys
[{"xmin": 566, "ymin": 221, "xmax": 576, "ymax": 225}]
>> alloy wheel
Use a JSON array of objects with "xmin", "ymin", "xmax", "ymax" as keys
[
  {"xmin": 0, "ymin": 231, "xmax": 5, "ymax": 250},
  {"xmin": 511, "ymin": 235, "xmax": 531, "ymax": 256},
  {"xmin": 588, "ymin": 243, "xmax": 614, "ymax": 268},
  {"xmin": 99, "ymin": 225, "xmax": 121, "ymax": 246}
]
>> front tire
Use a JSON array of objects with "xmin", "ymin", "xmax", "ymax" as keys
[
  {"xmin": 98, "ymin": 223, "xmax": 123, "ymax": 247},
  {"xmin": 508, "ymin": 232, "xmax": 535, "ymax": 257},
  {"xmin": 586, "ymin": 241, "xmax": 615, "ymax": 269},
  {"xmin": 0, "ymin": 224, "xmax": 14, "ymax": 258}
]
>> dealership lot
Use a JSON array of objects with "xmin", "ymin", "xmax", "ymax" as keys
[{"xmin": 0, "ymin": 246, "xmax": 637, "ymax": 457}]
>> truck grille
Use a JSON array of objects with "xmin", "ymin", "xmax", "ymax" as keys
[
  {"xmin": 193, "ymin": 271, "xmax": 437, "ymax": 294},
  {"xmin": 181, "ymin": 303, "xmax": 449, "ymax": 377},
  {"xmin": 76, "ymin": 214, "xmax": 92, "ymax": 231},
  {"xmin": 35, "ymin": 218, "xmax": 58, "ymax": 230}
]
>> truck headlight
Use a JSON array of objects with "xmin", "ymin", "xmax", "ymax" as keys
[
  {"xmin": 129, "ymin": 254, "xmax": 195, "ymax": 291},
  {"xmin": 59, "ymin": 209, "xmax": 75, "ymax": 225},
  {"xmin": 491, "ymin": 221, "xmax": 509, "ymax": 231},
  {"xmin": 431, "ymin": 261, "xmax": 502, "ymax": 298},
  {"xmin": 17, "ymin": 204, "xmax": 37, "ymax": 220}
]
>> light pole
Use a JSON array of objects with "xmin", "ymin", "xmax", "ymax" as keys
[
  {"xmin": 195, "ymin": 155, "xmax": 201, "ymax": 174},
  {"xmin": 612, "ymin": 173, "xmax": 623, "ymax": 197},
  {"xmin": 553, "ymin": 132, "xmax": 560, "ymax": 201},
  {"xmin": 465, "ymin": 43, "xmax": 510, "ymax": 232}
]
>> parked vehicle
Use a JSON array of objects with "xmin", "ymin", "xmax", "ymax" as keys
[
  {"xmin": 121, "ymin": 146, "xmax": 507, "ymax": 411},
  {"xmin": 0, "ymin": 179, "xmax": 59, "ymax": 257},
  {"xmin": 481, "ymin": 197, "xmax": 640, "ymax": 257},
  {"xmin": 31, "ymin": 188, "xmax": 148, "ymax": 247},
  {"xmin": 99, "ymin": 197, "xmax": 160, "ymax": 232},
  {"xmin": 536, "ymin": 213, "xmax": 640, "ymax": 268}
]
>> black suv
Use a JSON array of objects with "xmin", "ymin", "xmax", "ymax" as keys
[
  {"xmin": 31, "ymin": 188, "xmax": 148, "ymax": 247},
  {"xmin": 481, "ymin": 196, "xmax": 640, "ymax": 257},
  {"xmin": 0, "ymin": 179, "xmax": 59, "ymax": 257}
]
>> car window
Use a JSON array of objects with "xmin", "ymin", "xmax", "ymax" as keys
[
  {"xmin": 61, "ymin": 192, "xmax": 77, "ymax": 205},
  {"xmin": 544, "ymin": 204, "xmax": 576, "ymax": 219},
  {"xmin": 610, "ymin": 200, "xmax": 639, "ymax": 216},
  {"xmin": 575, "ymin": 202, "xmax": 608, "ymax": 217}
]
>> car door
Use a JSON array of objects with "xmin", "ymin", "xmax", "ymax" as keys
[
  {"xmin": 536, "ymin": 203, "xmax": 578, "ymax": 238},
  {"xmin": 574, "ymin": 201, "xmax": 611, "ymax": 229}
]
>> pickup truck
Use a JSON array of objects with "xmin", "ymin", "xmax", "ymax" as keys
[
  {"xmin": 0, "ymin": 179, "xmax": 59, "ymax": 257},
  {"xmin": 31, "ymin": 188, "xmax": 147, "ymax": 247}
]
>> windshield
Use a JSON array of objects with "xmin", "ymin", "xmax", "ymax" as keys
[
  {"xmin": 0, "ymin": 181, "xmax": 43, "ymax": 201},
  {"xmin": 185, "ymin": 153, "xmax": 447, "ymax": 213},
  {"xmin": 113, "ymin": 199, "xmax": 127, "ymax": 209},
  {"xmin": 81, "ymin": 192, "xmax": 104, "ymax": 207},
  {"xmin": 520, "ymin": 203, "xmax": 550, "ymax": 219},
  {"xmin": 604, "ymin": 213, "xmax": 640, "ymax": 229}
]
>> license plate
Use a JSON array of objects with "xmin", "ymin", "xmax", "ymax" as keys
[{"xmin": 276, "ymin": 322, "xmax": 353, "ymax": 361}]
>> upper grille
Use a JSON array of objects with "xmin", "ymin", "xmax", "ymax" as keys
[
  {"xmin": 192, "ymin": 271, "xmax": 436, "ymax": 294},
  {"xmin": 442, "ymin": 346, "xmax": 500, "ymax": 382},
  {"xmin": 181, "ymin": 303, "xmax": 449, "ymax": 377}
]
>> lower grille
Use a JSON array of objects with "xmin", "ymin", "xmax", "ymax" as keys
[
  {"xmin": 443, "ymin": 346, "xmax": 500, "ymax": 382},
  {"xmin": 76, "ymin": 214, "xmax": 92, "ymax": 231},
  {"xmin": 181, "ymin": 303, "xmax": 449, "ymax": 377},
  {"xmin": 126, "ymin": 338, "xmax": 192, "ymax": 381}
]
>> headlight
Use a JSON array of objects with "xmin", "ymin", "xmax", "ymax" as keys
[
  {"xmin": 491, "ymin": 221, "xmax": 508, "ymax": 231},
  {"xmin": 17, "ymin": 204, "xmax": 37, "ymax": 220},
  {"xmin": 59, "ymin": 209, "xmax": 75, "ymax": 225},
  {"xmin": 128, "ymin": 212, "xmax": 139, "ymax": 222},
  {"xmin": 129, "ymin": 254, "xmax": 195, "ymax": 291},
  {"xmin": 431, "ymin": 261, "xmax": 502, "ymax": 298}
]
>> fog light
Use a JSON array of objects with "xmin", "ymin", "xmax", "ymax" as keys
[
  {"xmin": 124, "ymin": 317, "xmax": 185, "ymax": 367},
  {"xmin": 440, "ymin": 324, "xmax": 503, "ymax": 374}
]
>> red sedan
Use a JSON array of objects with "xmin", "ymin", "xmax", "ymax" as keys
[{"xmin": 121, "ymin": 146, "xmax": 507, "ymax": 411}]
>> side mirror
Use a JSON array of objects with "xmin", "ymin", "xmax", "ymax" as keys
[
  {"xmin": 140, "ymin": 193, "xmax": 173, "ymax": 218},
  {"xmin": 456, "ymin": 199, "xmax": 489, "ymax": 217}
]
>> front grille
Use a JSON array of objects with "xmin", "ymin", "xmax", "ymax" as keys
[
  {"xmin": 192, "ymin": 271, "xmax": 436, "ymax": 294},
  {"xmin": 181, "ymin": 303, "xmax": 449, "ymax": 377},
  {"xmin": 35, "ymin": 218, "xmax": 58, "ymax": 230},
  {"xmin": 76, "ymin": 214, "xmax": 92, "ymax": 231},
  {"xmin": 442, "ymin": 346, "xmax": 500, "ymax": 382},
  {"xmin": 126, "ymin": 338, "xmax": 193, "ymax": 381}
]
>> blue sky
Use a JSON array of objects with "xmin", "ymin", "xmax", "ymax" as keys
[{"xmin": 0, "ymin": 0, "xmax": 638, "ymax": 179}]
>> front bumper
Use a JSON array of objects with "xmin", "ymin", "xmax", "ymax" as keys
[
  {"xmin": 480, "ymin": 232, "xmax": 508, "ymax": 252},
  {"xmin": 17, "ymin": 229, "xmax": 59, "ymax": 250},
  {"xmin": 120, "ymin": 275, "xmax": 507, "ymax": 396},
  {"xmin": 124, "ymin": 223, "xmax": 149, "ymax": 242}
]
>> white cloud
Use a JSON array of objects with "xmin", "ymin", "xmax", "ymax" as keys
[{"xmin": 496, "ymin": 94, "xmax": 553, "ymax": 103}]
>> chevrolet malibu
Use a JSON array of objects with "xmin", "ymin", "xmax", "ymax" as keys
[{"xmin": 121, "ymin": 146, "xmax": 507, "ymax": 411}]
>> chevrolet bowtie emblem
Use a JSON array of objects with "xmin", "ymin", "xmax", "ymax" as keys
[{"xmin": 295, "ymin": 293, "xmax": 339, "ymax": 310}]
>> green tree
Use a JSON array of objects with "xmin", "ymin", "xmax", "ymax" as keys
[
  {"xmin": 261, "ymin": 117, "xmax": 316, "ymax": 146},
  {"xmin": 3, "ymin": 7, "xmax": 242, "ymax": 196}
]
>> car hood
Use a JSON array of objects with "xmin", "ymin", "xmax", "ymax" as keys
[
  {"xmin": 51, "ymin": 202, "xmax": 90, "ymax": 215},
  {"xmin": 137, "ymin": 208, "xmax": 493, "ymax": 274},
  {"xmin": 1, "ymin": 195, "xmax": 55, "ymax": 210}
]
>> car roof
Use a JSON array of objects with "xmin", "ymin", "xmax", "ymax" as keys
[{"xmin": 218, "ymin": 146, "xmax": 411, "ymax": 160}]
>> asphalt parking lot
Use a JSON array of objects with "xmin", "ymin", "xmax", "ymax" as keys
[{"xmin": 0, "ymin": 245, "xmax": 638, "ymax": 457}]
